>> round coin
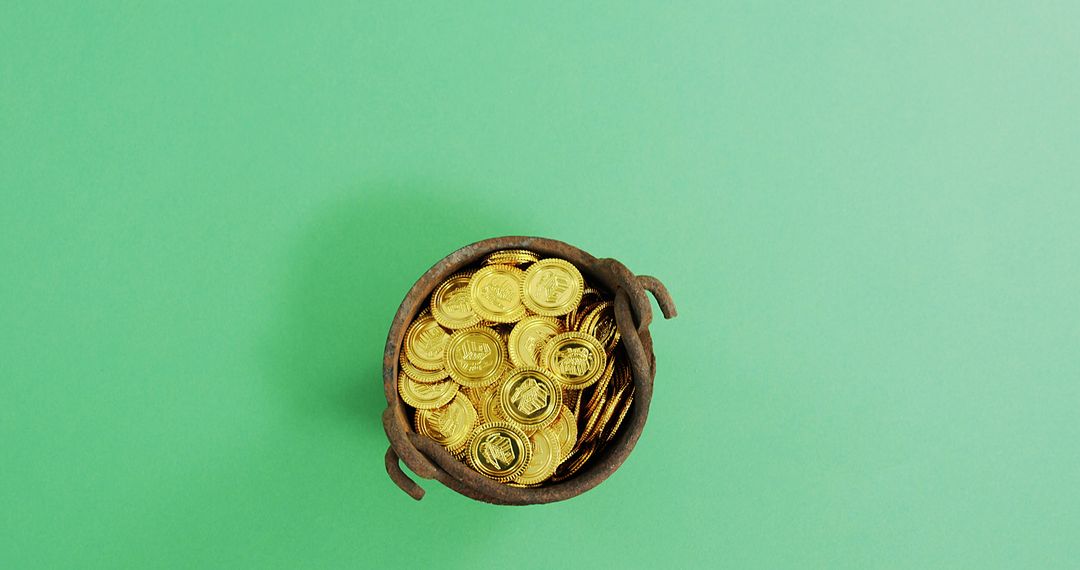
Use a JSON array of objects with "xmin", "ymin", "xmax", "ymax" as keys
[
  {"xmin": 414, "ymin": 393, "xmax": 478, "ymax": 453},
  {"xmin": 513, "ymin": 427, "xmax": 562, "ymax": 485},
  {"xmin": 430, "ymin": 272, "xmax": 481, "ymax": 330},
  {"xmin": 466, "ymin": 422, "xmax": 532, "ymax": 482},
  {"xmin": 399, "ymin": 351, "xmax": 449, "ymax": 383},
  {"xmin": 498, "ymin": 367, "xmax": 562, "ymax": 430},
  {"xmin": 468, "ymin": 265, "xmax": 527, "ymax": 323},
  {"xmin": 477, "ymin": 387, "xmax": 507, "ymax": 424},
  {"xmin": 443, "ymin": 326, "xmax": 506, "ymax": 388},
  {"xmin": 403, "ymin": 312, "xmax": 450, "ymax": 371},
  {"xmin": 482, "ymin": 249, "xmax": 540, "ymax": 267},
  {"xmin": 507, "ymin": 315, "xmax": 564, "ymax": 368},
  {"xmin": 397, "ymin": 375, "xmax": 457, "ymax": 410},
  {"xmin": 604, "ymin": 392, "xmax": 634, "ymax": 443},
  {"xmin": 540, "ymin": 331, "xmax": 607, "ymax": 389},
  {"xmin": 521, "ymin": 258, "xmax": 584, "ymax": 317},
  {"xmin": 549, "ymin": 405, "xmax": 578, "ymax": 461}
]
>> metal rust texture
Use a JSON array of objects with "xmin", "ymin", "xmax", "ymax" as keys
[{"xmin": 381, "ymin": 236, "xmax": 677, "ymax": 505}]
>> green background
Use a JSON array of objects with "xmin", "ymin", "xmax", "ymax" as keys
[{"xmin": 2, "ymin": 2, "xmax": 1077, "ymax": 568}]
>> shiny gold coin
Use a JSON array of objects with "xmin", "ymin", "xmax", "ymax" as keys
[
  {"xmin": 482, "ymin": 249, "xmax": 540, "ymax": 267},
  {"xmin": 563, "ymin": 287, "xmax": 603, "ymax": 329},
  {"xmin": 466, "ymin": 422, "xmax": 532, "ymax": 482},
  {"xmin": 540, "ymin": 331, "xmax": 607, "ymax": 389},
  {"xmin": 430, "ymin": 272, "xmax": 481, "ymax": 330},
  {"xmin": 549, "ymin": 405, "xmax": 578, "ymax": 461},
  {"xmin": 498, "ymin": 367, "xmax": 563, "ymax": 430},
  {"xmin": 567, "ymin": 299, "xmax": 604, "ymax": 331},
  {"xmin": 585, "ymin": 381, "xmax": 628, "ymax": 442},
  {"xmin": 414, "ymin": 393, "xmax": 478, "ymax": 453},
  {"xmin": 583, "ymin": 356, "xmax": 616, "ymax": 418},
  {"xmin": 397, "ymin": 375, "xmax": 457, "ymax": 410},
  {"xmin": 513, "ymin": 427, "xmax": 562, "ymax": 485},
  {"xmin": 458, "ymin": 386, "xmax": 483, "ymax": 409},
  {"xmin": 468, "ymin": 265, "xmax": 527, "ymax": 323},
  {"xmin": 403, "ymin": 311, "xmax": 450, "ymax": 371},
  {"xmin": 477, "ymin": 386, "xmax": 507, "ymax": 424},
  {"xmin": 552, "ymin": 440, "xmax": 596, "ymax": 481},
  {"xmin": 443, "ymin": 326, "xmax": 506, "ymax": 388},
  {"xmin": 507, "ymin": 315, "xmax": 564, "ymax": 368},
  {"xmin": 578, "ymin": 394, "xmax": 606, "ymax": 445},
  {"xmin": 578, "ymin": 301, "xmax": 620, "ymax": 353},
  {"xmin": 399, "ymin": 351, "xmax": 449, "ymax": 383},
  {"xmin": 604, "ymin": 392, "xmax": 633, "ymax": 443},
  {"xmin": 565, "ymin": 442, "xmax": 595, "ymax": 475},
  {"xmin": 521, "ymin": 258, "xmax": 584, "ymax": 317}
]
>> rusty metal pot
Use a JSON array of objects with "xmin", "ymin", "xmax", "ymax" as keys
[{"xmin": 381, "ymin": 236, "xmax": 676, "ymax": 505}]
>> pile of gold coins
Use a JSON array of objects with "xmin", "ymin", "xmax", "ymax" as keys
[{"xmin": 397, "ymin": 249, "xmax": 635, "ymax": 487}]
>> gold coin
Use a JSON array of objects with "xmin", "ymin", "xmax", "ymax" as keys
[
  {"xmin": 521, "ymin": 258, "xmax": 584, "ymax": 317},
  {"xmin": 477, "ymin": 387, "xmax": 507, "ymax": 424},
  {"xmin": 398, "ymin": 375, "xmax": 457, "ymax": 410},
  {"xmin": 466, "ymin": 422, "xmax": 532, "ymax": 482},
  {"xmin": 567, "ymin": 299, "xmax": 604, "ymax": 331},
  {"xmin": 430, "ymin": 272, "xmax": 481, "ymax": 330},
  {"xmin": 552, "ymin": 440, "xmax": 595, "ymax": 481},
  {"xmin": 513, "ymin": 427, "xmax": 562, "ymax": 485},
  {"xmin": 399, "ymin": 351, "xmax": 449, "ymax": 383},
  {"xmin": 414, "ymin": 393, "xmax": 478, "ymax": 453},
  {"xmin": 585, "ymin": 381, "xmax": 628, "ymax": 442},
  {"xmin": 482, "ymin": 249, "xmax": 540, "ymax": 267},
  {"xmin": 468, "ymin": 265, "xmax": 527, "ymax": 323},
  {"xmin": 583, "ymin": 356, "xmax": 616, "ymax": 418},
  {"xmin": 443, "ymin": 326, "xmax": 506, "ymax": 388},
  {"xmin": 507, "ymin": 315, "xmax": 564, "ymax": 368},
  {"xmin": 563, "ymin": 287, "xmax": 603, "ymax": 329},
  {"xmin": 549, "ymin": 405, "xmax": 578, "ymax": 461},
  {"xmin": 458, "ymin": 386, "xmax": 483, "ymax": 409},
  {"xmin": 578, "ymin": 301, "xmax": 620, "ymax": 352},
  {"xmin": 578, "ymin": 394, "xmax": 605, "ymax": 444},
  {"xmin": 540, "ymin": 331, "xmax": 607, "ymax": 389},
  {"xmin": 403, "ymin": 311, "xmax": 450, "ymax": 371},
  {"xmin": 604, "ymin": 392, "xmax": 633, "ymax": 443},
  {"xmin": 564, "ymin": 442, "xmax": 595, "ymax": 476},
  {"xmin": 570, "ymin": 388, "xmax": 583, "ymax": 419},
  {"xmin": 498, "ymin": 367, "xmax": 563, "ymax": 430}
]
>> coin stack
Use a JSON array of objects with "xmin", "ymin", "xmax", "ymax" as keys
[{"xmin": 397, "ymin": 249, "xmax": 635, "ymax": 487}]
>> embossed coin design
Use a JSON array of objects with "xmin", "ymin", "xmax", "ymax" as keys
[
  {"xmin": 430, "ymin": 272, "xmax": 481, "ymax": 330},
  {"xmin": 403, "ymin": 312, "xmax": 450, "ymax": 371},
  {"xmin": 498, "ymin": 367, "xmax": 563, "ymax": 430},
  {"xmin": 513, "ymin": 427, "xmax": 562, "ymax": 485},
  {"xmin": 466, "ymin": 422, "xmax": 532, "ymax": 482},
  {"xmin": 444, "ymin": 326, "xmax": 506, "ymax": 388},
  {"xmin": 540, "ymin": 331, "xmax": 607, "ymax": 389},
  {"xmin": 414, "ymin": 393, "xmax": 478, "ymax": 453},
  {"xmin": 507, "ymin": 315, "xmax": 565, "ymax": 368},
  {"xmin": 521, "ymin": 258, "xmax": 584, "ymax": 317},
  {"xmin": 468, "ymin": 265, "xmax": 527, "ymax": 323},
  {"xmin": 397, "ymin": 375, "xmax": 457, "ymax": 410}
]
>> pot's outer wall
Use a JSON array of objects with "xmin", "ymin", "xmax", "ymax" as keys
[{"xmin": 381, "ymin": 236, "xmax": 677, "ymax": 505}]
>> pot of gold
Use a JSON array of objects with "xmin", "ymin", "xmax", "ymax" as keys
[{"xmin": 381, "ymin": 236, "xmax": 676, "ymax": 505}]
